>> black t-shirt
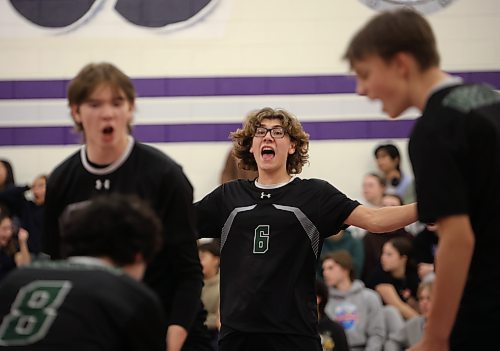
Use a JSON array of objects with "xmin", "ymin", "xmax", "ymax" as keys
[
  {"xmin": 43, "ymin": 139, "xmax": 204, "ymax": 332},
  {"xmin": 361, "ymin": 229, "xmax": 414, "ymax": 282},
  {"xmin": 317, "ymin": 316, "xmax": 349, "ymax": 351},
  {"xmin": 409, "ymin": 83, "xmax": 500, "ymax": 331},
  {"xmin": 0, "ymin": 251, "xmax": 16, "ymax": 282},
  {"xmin": 0, "ymin": 260, "xmax": 165, "ymax": 350},
  {"xmin": 413, "ymin": 229, "xmax": 438, "ymax": 265},
  {"xmin": 196, "ymin": 178, "xmax": 359, "ymax": 339},
  {"xmin": 366, "ymin": 265, "xmax": 420, "ymax": 302},
  {"xmin": 0, "ymin": 186, "xmax": 44, "ymax": 254}
]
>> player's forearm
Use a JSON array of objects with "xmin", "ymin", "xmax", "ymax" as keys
[
  {"xmin": 166, "ymin": 324, "xmax": 188, "ymax": 351},
  {"xmin": 345, "ymin": 203, "xmax": 417, "ymax": 233},
  {"xmin": 370, "ymin": 203, "xmax": 417, "ymax": 232},
  {"xmin": 424, "ymin": 215, "xmax": 474, "ymax": 341}
]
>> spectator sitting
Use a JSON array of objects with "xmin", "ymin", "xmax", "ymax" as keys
[
  {"xmin": 0, "ymin": 174, "xmax": 47, "ymax": 254},
  {"xmin": 322, "ymin": 251, "xmax": 386, "ymax": 351},
  {"xmin": 373, "ymin": 144, "xmax": 414, "ymax": 204},
  {"xmin": 320, "ymin": 229, "xmax": 364, "ymax": 280},
  {"xmin": 366, "ymin": 237, "xmax": 420, "ymax": 320},
  {"xmin": 384, "ymin": 281, "xmax": 434, "ymax": 351},
  {"xmin": 362, "ymin": 173, "xmax": 386, "ymax": 208},
  {"xmin": 0, "ymin": 211, "xmax": 31, "ymax": 281},
  {"xmin": 0, "ymin": 160, "xmax": 16, "ymax": 216},
  {"xmin": 361, "ymin": 194, "xmax": 414, "ymax": 282},
  {"xmin": 198, "ymin": 241, "xmax": 221, "ymax": 350},
  {"xmin": 0, "ymin": 160, "xmax": 15, "ymax": 192},
  {"xmin": 347, "ymin": 173, "xmax": 386, "ymax": 240},
  {"xmin": 316, "ymin": 279, "xmax": 349, "ymax": 351}
]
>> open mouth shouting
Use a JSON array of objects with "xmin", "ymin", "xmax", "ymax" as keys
[
  {"xmin": 101, "ymin": 126, "xmax": 115, "ymax": 142},
  {"xmin": 102, "ymin": 126, "xmax": 114, "ymax": 135},
  {"xmin": 261, "ymin": 147, "xmax": 275, "ymax": 161}
]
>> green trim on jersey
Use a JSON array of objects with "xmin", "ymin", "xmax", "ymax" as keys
[
  {"xmin": 0, "ymin": 281, "xmax": 72, "ymax": 346},
  {"xmin": 443, "ymin": 84, "xmax": 500, "ymax": 113}
]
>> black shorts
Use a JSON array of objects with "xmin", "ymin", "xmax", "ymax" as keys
[{"xmin": 219, "ymin": 332, "xmax": 321, "ymax": 351}]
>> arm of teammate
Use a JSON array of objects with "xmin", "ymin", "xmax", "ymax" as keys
[
  {"xmin": 166, "ymin": 324, "xmax": 188, "ymax": 351},
  {"xmin": 408, "ymin": 214, "xmax": 474, "ymax": 351},
  {"xmin": 344, "ymin": 203, "xmax": 417, "ymax": 233}
]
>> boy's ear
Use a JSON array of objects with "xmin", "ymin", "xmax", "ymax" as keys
[
  {"xmin": 393, "ymin": 52, "xmax": 414, "ymax": 78},
  {"xmin": 128, "ymin": 102, "xmax": 135, "ymax": 123},
  {"xmin": 70, "ymin": 104, "xmax": 81, "ymax": 123}
]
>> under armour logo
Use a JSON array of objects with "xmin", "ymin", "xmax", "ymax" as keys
[
  {"xmin": 261, "ymin": 192, "xmax": 271, "ymax": 199},
  {"xmin": 95, "ymin": 179, "xmax": 110, "ymax": 190}
]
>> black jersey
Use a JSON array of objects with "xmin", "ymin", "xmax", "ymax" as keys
[
  {"xmin": 409, "ymin": 83, "xmax": 500, "ymax": 343},
  {"xmin": 0, "ymin": 259, "xmax": 164, "ymax": 350},
  {"xmin": 196, "ymin": 178, "xmax": 359, "ymax": 339},
  {"xmin": 43, "ymin": 138, "xmax": 204, "ymax": 332}
]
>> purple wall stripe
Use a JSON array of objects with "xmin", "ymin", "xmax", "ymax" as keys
[
  {"xmin": 0, "ymin": 126, "xmax": 80, "ymax": 146},
  {"xmin": 0, "ymin": 119, "xmax": 415, "ymax": 146},
  {"xmin": 0, "ymin": 71, "xmax": 499, "ymax": 99}
]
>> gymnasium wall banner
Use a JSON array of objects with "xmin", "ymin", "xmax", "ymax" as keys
[
  {"xmin": 358, "ymin": 0, "xmax": 457, "ymax": 14},
  {"xmin": 1, "ymin": 0, "xmax": 221, "ymax": 36}
]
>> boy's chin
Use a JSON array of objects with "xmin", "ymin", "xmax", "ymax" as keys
[{"xmin": 384, "ymin": 106, "xmax": 404, "ymax": 119}]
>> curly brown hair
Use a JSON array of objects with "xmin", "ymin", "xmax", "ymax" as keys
[{"xmin": 230, "ymin": 107, "xmax": 309, "ymax": 175}]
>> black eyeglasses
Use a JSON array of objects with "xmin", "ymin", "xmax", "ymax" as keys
[{"xmin": 254, "ymin": 127, "xmax": 286, "ymax": 139}]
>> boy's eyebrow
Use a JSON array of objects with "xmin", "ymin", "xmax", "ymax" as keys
[
  {"xmin": 259, "ymin": 123, "xmax": 283, "ymax": 128},
  {"xmin": 84, "ymin": 95, "xmax": 126, "ymax": 103},
  {"xmin": 84, "ymin": 98, "xmax": 100, "ymax": 103}
]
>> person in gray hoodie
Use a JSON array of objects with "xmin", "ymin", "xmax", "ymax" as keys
[{"xmin": 322, "ymin": 251, "xmax": 385, "ymax": 351}]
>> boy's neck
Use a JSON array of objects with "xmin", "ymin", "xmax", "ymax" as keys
[
  {"xmin": 86, "ymin": 136, "xmax": 130, "ymax": 165},
  {"xmin": 336, "ymin": 277, "xmax": 352, "ymax": 292},
  {"xmin": 410, "ymin": 67, "xmax": 450, "ymax": 111},
  {"xmin": 256, "ymin": 169, "xmax": 292, "ymax": 186}
]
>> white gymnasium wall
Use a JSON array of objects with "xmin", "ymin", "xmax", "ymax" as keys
[{"xmin": 0, "ymin": 0, "xmax": 499, "ymax": 201}]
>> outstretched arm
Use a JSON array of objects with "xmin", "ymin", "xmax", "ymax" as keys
[
  {"xmin": 344, "ymin": 203, "xmax": 417, "ymax": 233},
  {"xmin": 408, "ymin": 214, "xmax": 474, "ymax": 351}
]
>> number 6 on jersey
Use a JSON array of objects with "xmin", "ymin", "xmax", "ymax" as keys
[{"xmin": 253, "ymin": 225, "xmax": 270, "ymax": 254}]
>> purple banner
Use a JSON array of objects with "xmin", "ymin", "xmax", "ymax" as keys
[
  {"xmin": 0, "ymin": 119, "xmax": 415, "ymax": 146},
  {"xmin": 0, "ymin": 71, "xmax": 499, "ymax": 99}
]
